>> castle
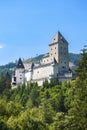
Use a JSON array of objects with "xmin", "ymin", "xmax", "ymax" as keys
[{"xmin": 12, "ymin": 32, "xmax": 72, "ymax": 88}]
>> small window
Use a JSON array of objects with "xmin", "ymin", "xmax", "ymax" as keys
[
  {"xmin": 37, "ymin": 71, "xmax": 39, "ymax": 73},
  {"xmin": 55, "ymin": 47, "xmax": 56, "ymax": 49},
  {"xmin": 44, "ymin": 60, "xmax": 45, "ymax": 62},
  {"xmin": 51, "ymin": 48, "xmax": 52, "ymax": 50},
  {"xmin": 55, "ymin": 52, "xmax": 56, "ymax": 54},
  {"xmin": 51, "ymin": 54, "xmax": 52, "ymax": 56},
  {"xmin": 14, "ymin": 77, "xmax": 16, "ymax": 81}
]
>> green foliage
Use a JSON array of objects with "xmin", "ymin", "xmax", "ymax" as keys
[
  {"xmin": 0, "ymin": 121, "xmax": 9, "ymax": 130},
  {"xmin": 0, "ymin": 72, "xmax": 11, "ymax": 94},
  {"xmin": 0, "ymin": 62, "xmax": 16, "ymax": 76},
  {"xmin": 0, "ymin": 49, "xmax": 86, "ymax": 129},
  {"xmin": 43, "ymin": 79, "xmax": 49, "ymax": 88},
  {"xmin": 67, "ymin": 48, "xmax": 87, "ymax": 130},
  {"xmin": 76, "ymin": 48, "xmax": 87, "ymax": 80},
  {"xmin": 42, "ymin": 100, "xmax": 55, "ymax": 124}
]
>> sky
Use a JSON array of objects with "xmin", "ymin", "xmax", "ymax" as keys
[{"xmin": 0, "ymin": 0, "xmax": 87, "ymax": 65}]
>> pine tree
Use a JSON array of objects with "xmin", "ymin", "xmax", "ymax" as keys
[{"xmin": 68, "ymin": 47, "xmax": 87, "ymax": 130}]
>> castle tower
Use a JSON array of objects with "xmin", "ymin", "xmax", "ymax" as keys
[
  {"xmin": 49, "ymin": 32, "xmax": 69, "ymax": 73},
  {"xmin": 15, "ymin": 58, "xmax": 25, "ymax": 85}
]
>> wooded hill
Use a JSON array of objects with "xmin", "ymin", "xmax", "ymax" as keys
[{"xmin": 0, "ymin": 49, "xmax": 86, "ymax": 130}]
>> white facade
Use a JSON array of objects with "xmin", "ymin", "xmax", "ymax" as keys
[{"xmin": 25, "ymin": 61, "xmax": 58, "ymax": 86}]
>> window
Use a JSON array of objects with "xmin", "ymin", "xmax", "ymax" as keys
[
  {"xmin": 55, "ymin": 52, "xmax": 56, "ymax": 54},
  {"xmin": 55, "ymin": 47, "xmax": 56, "ymax": 49},
  {"xmin": 14, "ymin": 77, "xmax": 16, "ymax": 81}
]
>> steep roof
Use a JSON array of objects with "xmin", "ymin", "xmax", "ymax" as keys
[
  {"xmin": 49, "ymin": 31, "xmax": 68, "ymax": 46},
  {"xmin": 16, "ymin": 58, "xmax": 24, "ymax": 69}
]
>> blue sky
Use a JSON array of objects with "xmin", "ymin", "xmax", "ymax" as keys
[{"xmin": 0, "ymin": 0, "xmax": 87, "ymax": 65}]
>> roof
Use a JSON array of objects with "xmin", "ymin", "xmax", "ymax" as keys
[
  {"xmin": 34, "ymin": 58, "xmax": 58, "ymax": 69},
  {"xmin": 43, "ymin": 53, "xmax": 49, "ymax": 58},
  {"xmin": 16, "ymin": 58, "xmax": 25, "ymax": 69},
  {"xmin": 49, "ymin": 31, "xmax": 68, "ymax": 46}
]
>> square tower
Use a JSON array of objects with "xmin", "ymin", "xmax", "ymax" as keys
[{"xmin": 49, "ymin": 32, "xmax": 69, "ymax": 73}]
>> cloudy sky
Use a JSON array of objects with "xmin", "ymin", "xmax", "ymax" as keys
[{"xmin": 0, "ymin": 0, "xmax": 87, "ymax": 64}]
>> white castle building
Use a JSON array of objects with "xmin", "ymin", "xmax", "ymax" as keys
[{"xmin": 12, "ymin": 32, "xmax": 72, "ymax": 88}]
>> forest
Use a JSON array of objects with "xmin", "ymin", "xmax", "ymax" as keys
[{"xmin": 0, "ymin": 49, "xmax": 87, "ymax": 130}]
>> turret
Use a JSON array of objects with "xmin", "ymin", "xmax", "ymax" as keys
[{"xmin": 12, "ymin": 58, "xmax": 25, "ymax": 87}]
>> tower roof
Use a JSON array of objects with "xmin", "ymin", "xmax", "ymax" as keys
[
  {"xmin": 16, "ymin": 58, "xmax": 24, "ymax": 69},
  {"xmin": 49, "ymin": 31, "xmax": 68, "ymax": 46}
]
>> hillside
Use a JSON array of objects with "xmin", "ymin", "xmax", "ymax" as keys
[
  {"xmin": 0, "ymin": 62, "xmax": 16, "ymax": 76},
  {"xmin": 69, "ymin": 53, "xmax": 81, "ymax": 65},
  {"xmin": 0, "ymin": 50, "xmax": 86, "ymax": 129},
  {"xmin": 0, "ymin": 53, "xmax": 81, "ymax": 75}
]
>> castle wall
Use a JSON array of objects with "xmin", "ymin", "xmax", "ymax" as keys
[
  {"xmin": 25, "ymin": 70, "xmax": 32, "ymax": 82},
  {"xmin": 41, "ymin": 55, "xmax": 50, "ymax": 64},
  {"xmin": 33, "ymin": 64, "xmax": 54, "ymax": 80},
  {"xmin": 25, "ymin": 63, "xmax": 58, "ymax": 86}
]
